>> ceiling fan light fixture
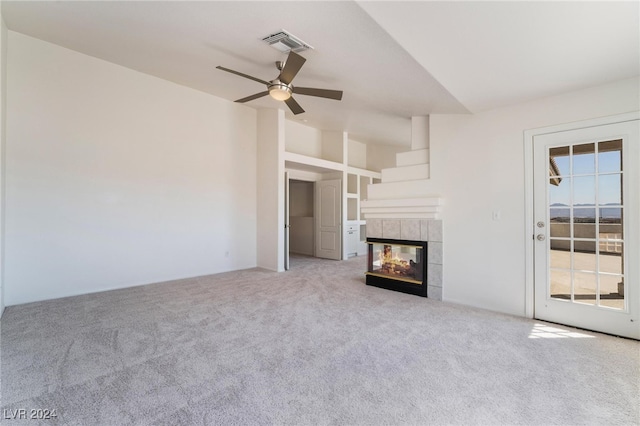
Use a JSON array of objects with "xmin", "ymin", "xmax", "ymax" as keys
[{"xmin": 268, "ymin": 81, "xmax": 292, "ymax": 101}]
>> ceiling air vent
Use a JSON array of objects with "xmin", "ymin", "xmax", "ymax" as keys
[{"xmin": 262, "ymin": 30, "xmax": 313, "ymax": 53}]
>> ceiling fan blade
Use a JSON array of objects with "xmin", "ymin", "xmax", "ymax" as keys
[
  {"xmin": 235, "ymin": 91, "xmax": 269, "ymax": 103},
  {"xmin": 278, "ymin": 51, "xmax": 306, "ymax": 85},
  {"xmin": 216, "ymin": 66, "xmax": 269, "ymax": 86},
  {"xmin": 293, "ymin": 87, "xmax": 343, "ymax": 101},
  {"xmin": 284, "ymin": 97, "xmax": 305, "ymax": 115}
]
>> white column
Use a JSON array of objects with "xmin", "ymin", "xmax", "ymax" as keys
[
  {"xmin": 411, "ymin": 115, "xmax": 429, "ymax": 151},
  {"xmin": 256, "ymin": 109, "xmax": 285, "ymax": 271},
  {"xmin": 341, "ymin": 131, "xmax": 348, "ymax": 260}
]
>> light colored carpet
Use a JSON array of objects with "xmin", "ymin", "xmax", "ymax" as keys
[{"xmin": 1, "ymin": 255, "xmax": 638, "ymax": 425}]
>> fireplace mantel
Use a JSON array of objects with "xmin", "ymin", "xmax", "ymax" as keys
[{"xmin": 360, "ymin": 196, "xmax": 444, "ymax": 220}]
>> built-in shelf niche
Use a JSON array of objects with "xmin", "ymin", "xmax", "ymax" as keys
[
  {"xmin": 360, "ymin": 176, "xmax": 369, "ymax": 200},
  {"xmin": 347, "ymin": 173, "xmax": 358, "ymax": 195},
  {"xmin": 284, "ymin": 120, "xmax": 346, "ymax": 164},
  {"xmin": 347, "ymin": 198, "xmax": 358, "ymax": 221}
]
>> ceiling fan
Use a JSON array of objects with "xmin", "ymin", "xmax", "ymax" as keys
[{"xmin": 216, "ymin": 50, "xmax": 343, "ymax": 115}]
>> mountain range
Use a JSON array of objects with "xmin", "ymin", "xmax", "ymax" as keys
[{"xmin": 550, "ymin": 203, "xmax": 621, "ymax": 219}]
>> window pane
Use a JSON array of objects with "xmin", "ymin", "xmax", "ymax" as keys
[
  {"xmin": 549, "ymin": 146, "xmax": 570, "ymax": 176},
  {"xmin": 550, "ymin": 269, "xmax": 571, "ymax": 300},
  {"xmin": 574, "ymin": 224, "xmax": 596, "ymax": 240},
  {"xmin": 598, "ymin": 139, "xmax": 622, "ymax": 173},
  {"xmin": 574, "ymin": 272, "xmax": 597, "ymax": 305},
  {"xmin": 550, "ymin": 246, "xmax": 571, "ymax": 269},
  {"xmin": 573, "ymin": 143, "xmax": 595, "ymax": 174},
  {"xmin": 550, "ymin": 222, "xmax": 570, "ymax": 238},
  {"xmin": 598, "ymin": 174, "xmax": 622, "ymax": 206},
  {"xmin": 573, "ymin": 209, "xmax": 595, "ymax": 239},
  {"xmin": 599, "ymin": 243, "xmax": 622, "ymax": 274},
  {"xmin": 599, "ymin": 275, "xmax": 624, "ymax": 310},
  {"xmin": 599, "ymin": 215, "xmax": 622, "ymax": 263},
  {"xmin": 573, "ymin": 240, "xmax": 596, "ymax": 273},
  {"xmin": 599, "ymin": 207, "xmax": 622, "ymax": 226},
  {"xmin": 550, "ymin": 177, "xmax": 571, "ymax": 206},
  {"xmin": 573, "ymin": 176, "xmax": 595, "ymax": 205}
]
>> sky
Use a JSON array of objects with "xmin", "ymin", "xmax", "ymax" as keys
[{"xmin": 549, "ymin": 145, "xmax": 622, "ymax": 207}]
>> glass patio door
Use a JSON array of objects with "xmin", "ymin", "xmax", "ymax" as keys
[{"xmin": 533, "ymin": 120, "xmax": 639, "ymax": 339}]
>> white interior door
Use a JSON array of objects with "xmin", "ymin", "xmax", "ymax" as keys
[
  {"xmin": 533, "ymin": 120, "xmax": 639, "ymax": 339},
  {"xmin": 315, "ymin": 179, "xmax": 342, "ymax": 260}
]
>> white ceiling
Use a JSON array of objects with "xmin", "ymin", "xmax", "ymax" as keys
[
  {"xmin": 359, "ymin": 1, "xmax": 640, "ymax": 113},
  {"xmin": 2, "ymin": 1, "xmax": 638, "ymax": 148}
]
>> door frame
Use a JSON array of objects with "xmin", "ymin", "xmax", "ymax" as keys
[
  {"xmin": 284, "ymin": 171, "xmax": 290, "ymax": 270},
  {"xmin": 524, "ymin": 111, "xmax": 640, "ymax": 319},
  {"xmin": 285, "ymin": 176, "xmax": 317, "ymax": 261}
]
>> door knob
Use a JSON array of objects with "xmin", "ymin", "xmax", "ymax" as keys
[{"xmin": 536, "ymin": 234, "xmax": 545, "ymax": 241}]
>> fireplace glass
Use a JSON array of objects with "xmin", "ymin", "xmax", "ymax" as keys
[{"xmin": 367, "ymin": 240, "xmax": 425, "ymax": 284}]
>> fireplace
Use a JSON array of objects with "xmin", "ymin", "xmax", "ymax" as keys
[{"xmin": 366, "ymin": 238, "xmax": 428, "ymax": 297}]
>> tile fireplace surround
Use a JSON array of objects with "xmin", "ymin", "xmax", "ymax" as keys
[{"xmin": 366, "ymin": 219, "xmax": 443, "ymax": 300}]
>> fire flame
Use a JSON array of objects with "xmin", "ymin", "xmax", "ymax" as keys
[{"xmin": 377, "ymin": 245, "xmax": 410, "ymax": 274}]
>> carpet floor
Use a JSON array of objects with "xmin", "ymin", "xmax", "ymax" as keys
[{"xmin": 1, "ymin": 255, "xmax": 638, "ymax": 425}]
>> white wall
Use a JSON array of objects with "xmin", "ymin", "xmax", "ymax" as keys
[
  {"xmin": 285, "ymin": 120, "xmax": 322, "ymax": 157},
  {"xmin": 427, "ymin": 77, "xmax": 640, "ymax": 316},
  {"xmin": 367, "ymin": 143, "xmax": 403, "ymax": 172},
  {"xmin": 348, "ymin": 139, "xmax": 367, "ymax": 168},
  {"xmin": 321, "ymin": 131, "xmax": 345, "ymax": 163},
  {"xmin": 0, "ymin": 15, "xmax": 7, "ymax": 316},
  {"xmin": 5, "ymin": 32, "xmax": 257, "ymax": 305}
]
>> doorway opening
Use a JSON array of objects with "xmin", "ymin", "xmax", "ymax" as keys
[
  {"xmin": 285, "ymin": 176, "xmax": 343, "ymax": 270},
  {"xmin": 288, "ymin": 179, "xmax": 315, "ymax": 260}
]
